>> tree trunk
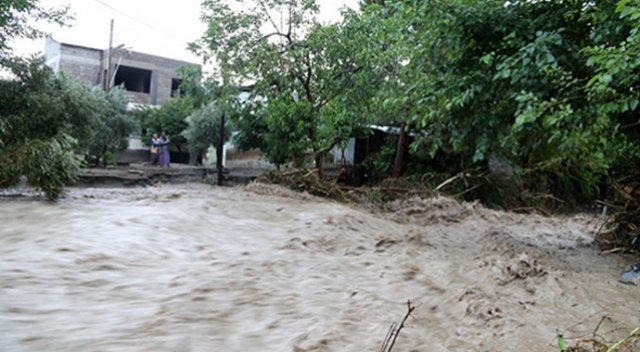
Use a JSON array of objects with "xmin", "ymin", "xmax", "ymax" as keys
[
  {"xmin": 217, "ymin": 114, "xmax": 225, "ymax": 186},
  {"xmin": 98, "ymin": 145, "xmax": 107, "ymax": 167},
  {"xmin": 189, "ymin": 152, "xmax": 198, "ymax": 165},
  {"xmin": 315, "ymin": 153, "xmax": 324, "ymax": 179},
  {"xmin": 392, "ymin": 120, "xmax": 408, "ymax": 179}
]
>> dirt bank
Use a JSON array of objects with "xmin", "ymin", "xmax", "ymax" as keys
[{"xmin": 0, "ymin": 183, "xmax": 637, "ymax": 351}]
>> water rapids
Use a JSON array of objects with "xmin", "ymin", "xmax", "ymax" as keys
[{"xmin": 0, "ymin": 184, "xmax": 638, "ymax": 351}]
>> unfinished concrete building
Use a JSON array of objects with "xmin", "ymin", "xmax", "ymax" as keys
[{"xmin": 45, "ymin": 37, "xmax": 198, "ymax": 106}]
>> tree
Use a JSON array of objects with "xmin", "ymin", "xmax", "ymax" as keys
[
  {"xmin": 0, "ymin": 59, "xmax": 99, "ymax": 198},
  {"xmin": 0, "ymin": 0, "xmax": 69, "ymax": 62},
  {"xmin": 182, "ymin": 101, "xmax": 232, "ymax": 163},
  {"xmin": 134, "ymin": 98, "xmax": 192, "ymax": 154},
  {"xmin": 0, "ymin": 55, "xmax": 137, "ymax": 198},
  {"xmin": 584, "ymin": 0, "xmax": 640, "ymax": 173},
  {"xmin": 88, "ymin": 86, "xmax": 136, "ymax": 166},
  {"xmin": 188, "ymin": 0, "xmax": 640, "ymax": 202},
  {"xmin": 0, "ymin": 0, "xmax": 97, "ymax": 199},
  {"xmin": 0, "ymin": 0, "xmax": 140, "ymax": 198},
  {"xmin": 192, "ymin": 0, "xmax": 379, "ymax": 177},
  {"xmin": 347, "ymin": 0, "xmax": 637, "ymax": 200}
]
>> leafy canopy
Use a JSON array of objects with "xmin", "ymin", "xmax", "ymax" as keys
[
  {"xmin": 0, "ymin": 0, "xmax": 69, "ymax": 62},
  {"xmin": 350, "ymin": 0, "xmax": 640, "ymax": 198},
  {"xmin": 0, "ymin": 59, "xmax": 98, "ymax": 198},
  {"xmin": 193, "ymin": 0, "xmax": 381, "ymax": 171}
]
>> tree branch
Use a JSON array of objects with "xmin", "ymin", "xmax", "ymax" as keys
[
  {"xmin": 257, "ymin": 0, "xmax": 281, "ymax": 34},
  {"xmin": 290, "ymin": 54, "xmax": 313, "ymax": 106},
  {"xmin": 380, "ymin": 300, "xmax": 418, "ymax": 352},
  {"xmin": 314, "ymin": 65, "xmax": 364, "ymax": 111},
  {"xmin": 306, "ymin": 51, "xmax": 312, "ymax": 95},
  {"xmin": 255, "ymin": 31, "xmax": 291, "ymax": 45},
  {"xmin": 287, "ymin": 3, "xmax": 293, "ymax": 38}
]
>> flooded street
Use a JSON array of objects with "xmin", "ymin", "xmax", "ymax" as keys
[{"xmin": 1, "ymin": 184, "xmax": 638, "ymax": 351}]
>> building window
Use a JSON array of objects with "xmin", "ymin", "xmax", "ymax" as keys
[
  {"xmin": 171, "ymin": 78, "xmax": 183, "ymax": 97},
  {"xmin": 114, "ymin": 65, "xmax": 152, "ymax": 93}
]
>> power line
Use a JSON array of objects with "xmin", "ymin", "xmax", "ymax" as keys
[{"xmin": 89, "ymin": 0, "xmax": 193, "ymax": 45}]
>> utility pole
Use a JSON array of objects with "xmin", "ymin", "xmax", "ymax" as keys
[
  {"xmin": 217, "ymin": 114, "xmax": 225, "ymax": 186},
  {"xmin": 106, "ymin": 19, "xmax": 114, "ymax": 92}
]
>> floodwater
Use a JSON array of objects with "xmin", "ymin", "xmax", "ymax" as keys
[{"xmin": 0, "ymin": 184, "xmax": 638, "ymax": 352}]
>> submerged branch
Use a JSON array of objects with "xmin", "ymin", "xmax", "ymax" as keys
[{"xmin": 380, "ymin": 300, "xmax": 418, "ymax": 352}]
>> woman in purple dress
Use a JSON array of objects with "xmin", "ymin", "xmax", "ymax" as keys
[{"xmin": 158, "ymin": 132, "xmax": 171, "ymax": 167}]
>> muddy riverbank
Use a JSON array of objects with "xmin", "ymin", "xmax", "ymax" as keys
[
  {"xmin": 76, "ymin": 165, "xmax": 216, "ymax": 186},
  {"xmin": 0, "ymin": 183, "xmax": 638, "ymax": 351}
]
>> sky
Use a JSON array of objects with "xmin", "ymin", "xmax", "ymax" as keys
[{"xmin": 13, "ymin": 0, "xmax": 360, "ymax": 64}]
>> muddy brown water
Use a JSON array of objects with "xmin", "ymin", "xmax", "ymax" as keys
[{"xmin": 0, "ymin": 184, "xmax": 638, "ymax": 352}]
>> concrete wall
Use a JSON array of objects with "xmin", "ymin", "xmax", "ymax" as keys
[
  {"xmin": 126, "ymin": 91, "xmax": 151, "ymax": 105},
  {"xmin": 44, "ymin": 38, "xmax": 61, "ymax": 73},
  {"xmin": 46, "ymin": 38, "xmax": 104, "ymax": 87},
  {"xmin": 112, "ymin": 49, "xmax": 195, "ymax": 105},
  {"xmin": 61, "ymin": 45, "xmax": 103, "ymax": 87},
  {"xmin": 45, "ymin": 37, "xmax": 199, "ymax": 106}
]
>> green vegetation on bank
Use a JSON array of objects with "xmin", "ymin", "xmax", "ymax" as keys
[
  {"xmin": 192, "ymin": 0, "xmax": 639, "ymax": 201},
  {"xmin": 0, "ymin": 0, "xmax": 135, "ymax": 199},
  {"xmin": 0, "ymin": 58, "xmax": 134, "ymax": 199},
  {"xmin": 188, "ymin": 0, "xmax": 640, "ymax": 250}
]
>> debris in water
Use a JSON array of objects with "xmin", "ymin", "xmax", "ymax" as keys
[{"xmin": 619, "ymin": 263, "xmax": 640, "ymax": 286}]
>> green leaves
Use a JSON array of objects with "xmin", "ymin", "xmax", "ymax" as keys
[
  {"xmin": 262, "ymin": 93, "xmax": 313, "ymax": 166},
  {"xmin": 88, "ymin": 86, "xmax": 136, "ymax": 162},
  {"xmin": 0, "ymin": 0, "xmax": 70, "ymax": 61},
  {"xmin": 0, "ymin": 58, "xmax": 106, "ymax": 199},
  {"xmin": 22, "ymin": 132, "xmax": 81, "ymax": 200},
  {"xmin": 182, "ymin": 101, "xmax": 231, "ymax": 158},
  {"xmin": 618, "ymin": 0, "xmax": 640, "ymax": 20},
  {"xmin": 186, "ymin": 0, "xmax": 640, "ymax": 200},
  {"xmin": 193, "ymin": 0, "xmax": 386, "ymax": 169},
  {"xmin": 362, "ymin": 0, "xmax": 636, "ymax": 198},
  {"xmin": 134, "ymin": 95, "xmax": 196, "ymax": 151},
  {"xmin": 557, "ymin": 334, "xmax": 570, "ymax": 351}
]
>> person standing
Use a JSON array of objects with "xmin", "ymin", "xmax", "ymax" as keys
[
  {"xmin": 159, "ymin": 132, "xmax": 171, "ymax": 167},
  {"xmin": 150, "ymin": 133, "xmax": 161, "ymax": 166}
]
